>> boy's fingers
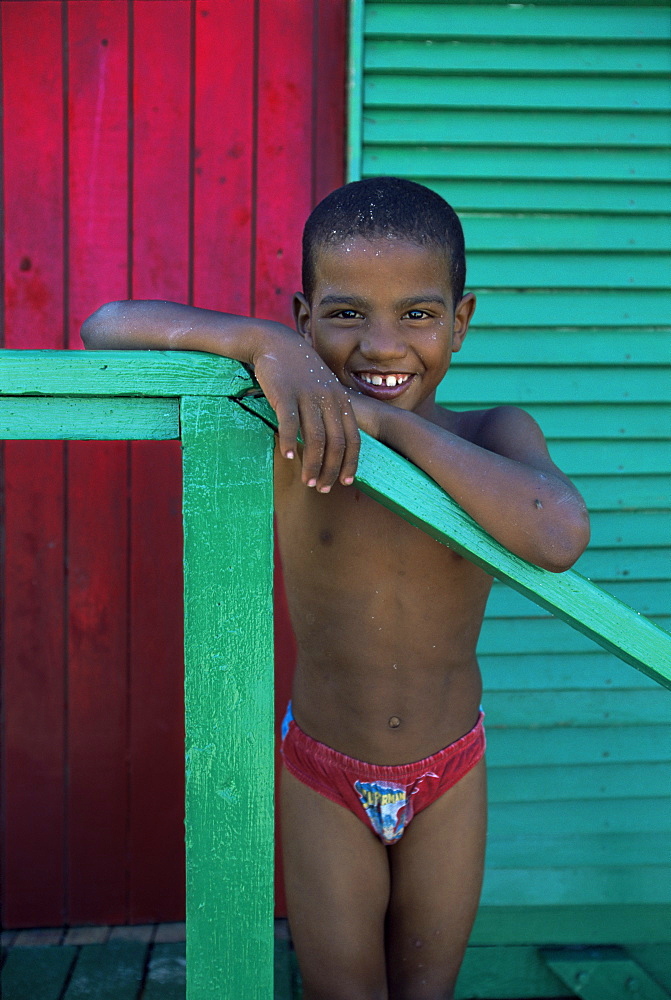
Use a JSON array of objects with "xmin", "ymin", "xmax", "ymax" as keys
[
  {"xmin": 338, "ymin": 403, "xmax": 360, "ymax": 485},
  {"xmin": 275, "ymin": 401, "xmax": 300, "ymax": 460},
  {"xmin": 313, "ymin": 395, "xmax": 359, "ymax": 491},
  {"xmin": 297, "ymin": 400, "xmax": 327, "ymax": 487},
  {"xmin": 315, "ymin": 424, "xmax": 347, "ymax": 492}
]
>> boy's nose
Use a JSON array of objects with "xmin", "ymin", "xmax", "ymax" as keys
[{"xmin": 359, "ymin": 326, "xmax": 407, "ymax": 361}]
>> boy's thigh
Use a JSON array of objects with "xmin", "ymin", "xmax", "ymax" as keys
[
  {"xmin": 280, "ymin": 766, "xmax": 391, "ymax": 1000},
  {"xmin": 385, "ymin": 758, "xmax": 487, "ymax": 1000}
]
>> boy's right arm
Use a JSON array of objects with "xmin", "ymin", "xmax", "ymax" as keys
[{"xmin": 81, "ymin": 300, "xmax": 359, "ymax": 490}]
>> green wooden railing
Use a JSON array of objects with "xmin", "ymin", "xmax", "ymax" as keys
[{"xmin": 2, "ymin": 349, "xmax": 670, "ymax": 1000}]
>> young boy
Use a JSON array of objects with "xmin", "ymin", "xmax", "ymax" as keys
[{"xmin": 82, "ymin": 177, "xmax": 589, "ymax": 1000}]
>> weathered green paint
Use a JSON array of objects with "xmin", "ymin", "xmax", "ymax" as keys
[
  {"xmin": 181, "ymin": 396, "xmax": 275, "ymax": 1000},
  {"xmin": 0, "ymin": 349, "xmax": 253, "ymax": 397},
  {"xmin": 541, "ymin": 947, "xmax": 670, "ymax": 1000},
  {"xmin": 0, "ymin": 396, "xmax": 179, "ymax": 439},
  {"xmin": 239, "ymin": 396, "xmax": 671, "ymax": 689}
]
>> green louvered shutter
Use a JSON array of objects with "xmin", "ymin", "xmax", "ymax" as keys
[{"xmin": 350, "ymin": 0, "xmax": 671, "ymax": 943}]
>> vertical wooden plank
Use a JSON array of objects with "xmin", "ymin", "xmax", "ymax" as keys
[
  {"xmin": 192, "ymin": 0, "xmax": 255, "ymax": 312},
  {"xmin": 66, "ymin": 0, "xmax": 130, "ymax": 923},
  {"xmin": 1, "ymin": 0, "xmax": 67, "ymax": 928},
  {"xmin": 254, "ymin": 0, "xmax": 315, "ymax": 324},
  {"xmin": 128, "ymin": 0, "xmax": 191, "ymax": 923},
  {"xmin": 181, "ymin": 396, "xmax": 275, "ymax": 1000},
  {"xmin": 313, "ymin": 0, "xmax": 347, "ymax": 204}
]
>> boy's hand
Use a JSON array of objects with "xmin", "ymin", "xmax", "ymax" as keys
[{"xmin": 252, "ymin": 334, "xmax": 360, "ymax": 492}]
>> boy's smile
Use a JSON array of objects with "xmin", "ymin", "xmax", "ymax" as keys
[{"xmin": 294, "ymin": 237, "xmax": 475, "ymax": 419}]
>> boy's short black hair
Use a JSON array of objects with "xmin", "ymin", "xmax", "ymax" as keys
[{"xmin": 302, "ymin": 176, "xmax": 466, "ymax": 307}]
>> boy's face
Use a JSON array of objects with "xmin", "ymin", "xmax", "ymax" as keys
[{"xmin": 294, "ymin": 237, "xmax": 475, "ymax": 417}]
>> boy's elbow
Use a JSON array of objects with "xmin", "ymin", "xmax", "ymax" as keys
[
  {"xmin": 540, "ymin": 509, "xmax": 591, "ymax": 574},
  {"xmin": 81, "ymin": 301, "xmax": 130, "ymax": 349}
]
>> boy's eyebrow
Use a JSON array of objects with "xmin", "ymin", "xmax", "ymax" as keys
[
  {"xmin": 397, "ymin": 295, "xmax": 447, "ymax": 309},
  {"xmin": 317, "ymin": 294, "xmax": 448, "ymax": 309},
  {"xmin": 318, "ymin": 294, "xmax": 365, "ymax": 307}
]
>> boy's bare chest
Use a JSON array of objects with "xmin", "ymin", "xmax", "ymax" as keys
[{"xmin": 274, "ymin": 467, "xmax": 492, "ymax": 632}]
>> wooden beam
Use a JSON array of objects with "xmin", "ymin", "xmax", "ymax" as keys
[
  {"xmin": 0, "ymin": 350, "xmax": 253, "ymax": 397},
  {"xmin": 181, "ymin": 396, "xmax": 275, "ymax": 1000},
  {"xmin": 0, "ymin": 397, "xmax": 179, "ymax": 439}
]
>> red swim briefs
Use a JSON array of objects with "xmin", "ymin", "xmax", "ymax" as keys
[{"xmin": 281, "ymin": 704, "xmax": 485, "ymax": 845}]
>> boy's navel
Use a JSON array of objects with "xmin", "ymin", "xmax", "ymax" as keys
[{"xmin": 388, "ymin": 716, "xmax": 401, "ymax": 729}]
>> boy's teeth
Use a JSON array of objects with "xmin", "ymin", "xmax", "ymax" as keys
[{"xmin": 360, "ymin": 373, "xmax": 409, "ymax": 388}]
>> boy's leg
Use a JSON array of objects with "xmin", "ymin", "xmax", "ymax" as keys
[
  {"xmin": 281, "ymin": 766, "xmax": 391, "ymax": 1000},
  {"xmin": 385, "ymin": 759, "xmax": 487, "ymax": 1000}
]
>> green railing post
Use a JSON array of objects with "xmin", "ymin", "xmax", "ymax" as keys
[{"xmin": 181, "ymin": 396, "xmax": 275, "ymax": 1000}]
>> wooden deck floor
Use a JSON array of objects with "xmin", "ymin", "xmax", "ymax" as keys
[
  {"xmin": 3, "ymin": 924, "xmax": 670, "ymax": 999},
  {"xmin": 0, "ymin": 921, "xmax": 299, "ymax": 1000}
]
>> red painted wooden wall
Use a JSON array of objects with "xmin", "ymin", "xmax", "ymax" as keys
[{"xmin": 0, "ymin": 0, "xmax": 346, "ymax": 928}]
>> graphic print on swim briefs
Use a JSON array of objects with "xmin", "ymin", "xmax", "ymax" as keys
[{"xmin": 354, "ymin": 779, "xmax": 411, "ymax": 844}]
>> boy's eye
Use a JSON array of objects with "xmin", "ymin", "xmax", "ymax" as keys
[
  {"xmin": 333, "ymin": 309, "xmax": 361, "ymax": 320},
  {"xmin": 405, "ymin": 309, "xmax": 429, "ymax": 320}
]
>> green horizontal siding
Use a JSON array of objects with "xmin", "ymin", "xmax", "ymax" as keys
[
  {"xmin": 501, "ymin": 406, "xmax": 670, "ymax": 439},
  {"xmin": 480, "ymin": 650, "xmax": 664, "ymax": 689},
  {"xmin": 364, "ymin": 109, "xmax": 670, "ymax": 146},
  {"xmin": 426, "ymin": 182, "xmax": 671, "ymax": 216},
  {"xmin": 365, "ymin": 144, "xmax": 671, "ymax": 180},
  {"xmin": 439, "ymin": 368, "xmax": 668, "ymax": 402},
  {"xmin": 488, "ymin": 762, "xmax": 671, "ymax": 801},
  {"xmin": 365, "ymin": 4, "xmax": 671, "ymax": 40},
  {"xmin": 462, "ymin": 333, "xmax": 669, "ymax": 365},
  {"xmin": 367, "ymin": 39, "xmax": 671, "ymax": 75},
  {"xmin": 352, "ymin": 0, "xmax": 671, "ymax": 939},
  {"xmin": 487, "ymin": 729, "xmax": 670, "ymax": 768},
  {"xmin": 478, "ymin": 617, "xmax": 671, "ymax": 655},
  {"xmin": 366, "ymin": 74, "xmax": 671, "ymax": 110},
  {"xmin": 487, "ymin": 580, "xmax": 670, "ymax": 617}
]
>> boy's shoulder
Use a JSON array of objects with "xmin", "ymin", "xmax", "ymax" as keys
[{"xmin": 442, "ymin": 404, "xmax": 556, "ymax": 468}]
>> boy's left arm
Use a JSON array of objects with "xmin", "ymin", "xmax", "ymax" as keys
[{"xmin": 352, "ymin": 397, "xmax": 590, "ymax": 572}]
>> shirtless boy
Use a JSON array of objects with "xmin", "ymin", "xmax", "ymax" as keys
[{"xmin": 82, "ymin": 177, "xmax": 590, "ymax": 1000}]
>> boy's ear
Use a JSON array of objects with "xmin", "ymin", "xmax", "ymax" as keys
[
  {"xmin": 293, "ymin": 292, "xmax": 312, "ymax": 341},
  {"xmin": 452, "ymin": 292, "xmax": 476, "ymax": 352}
]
